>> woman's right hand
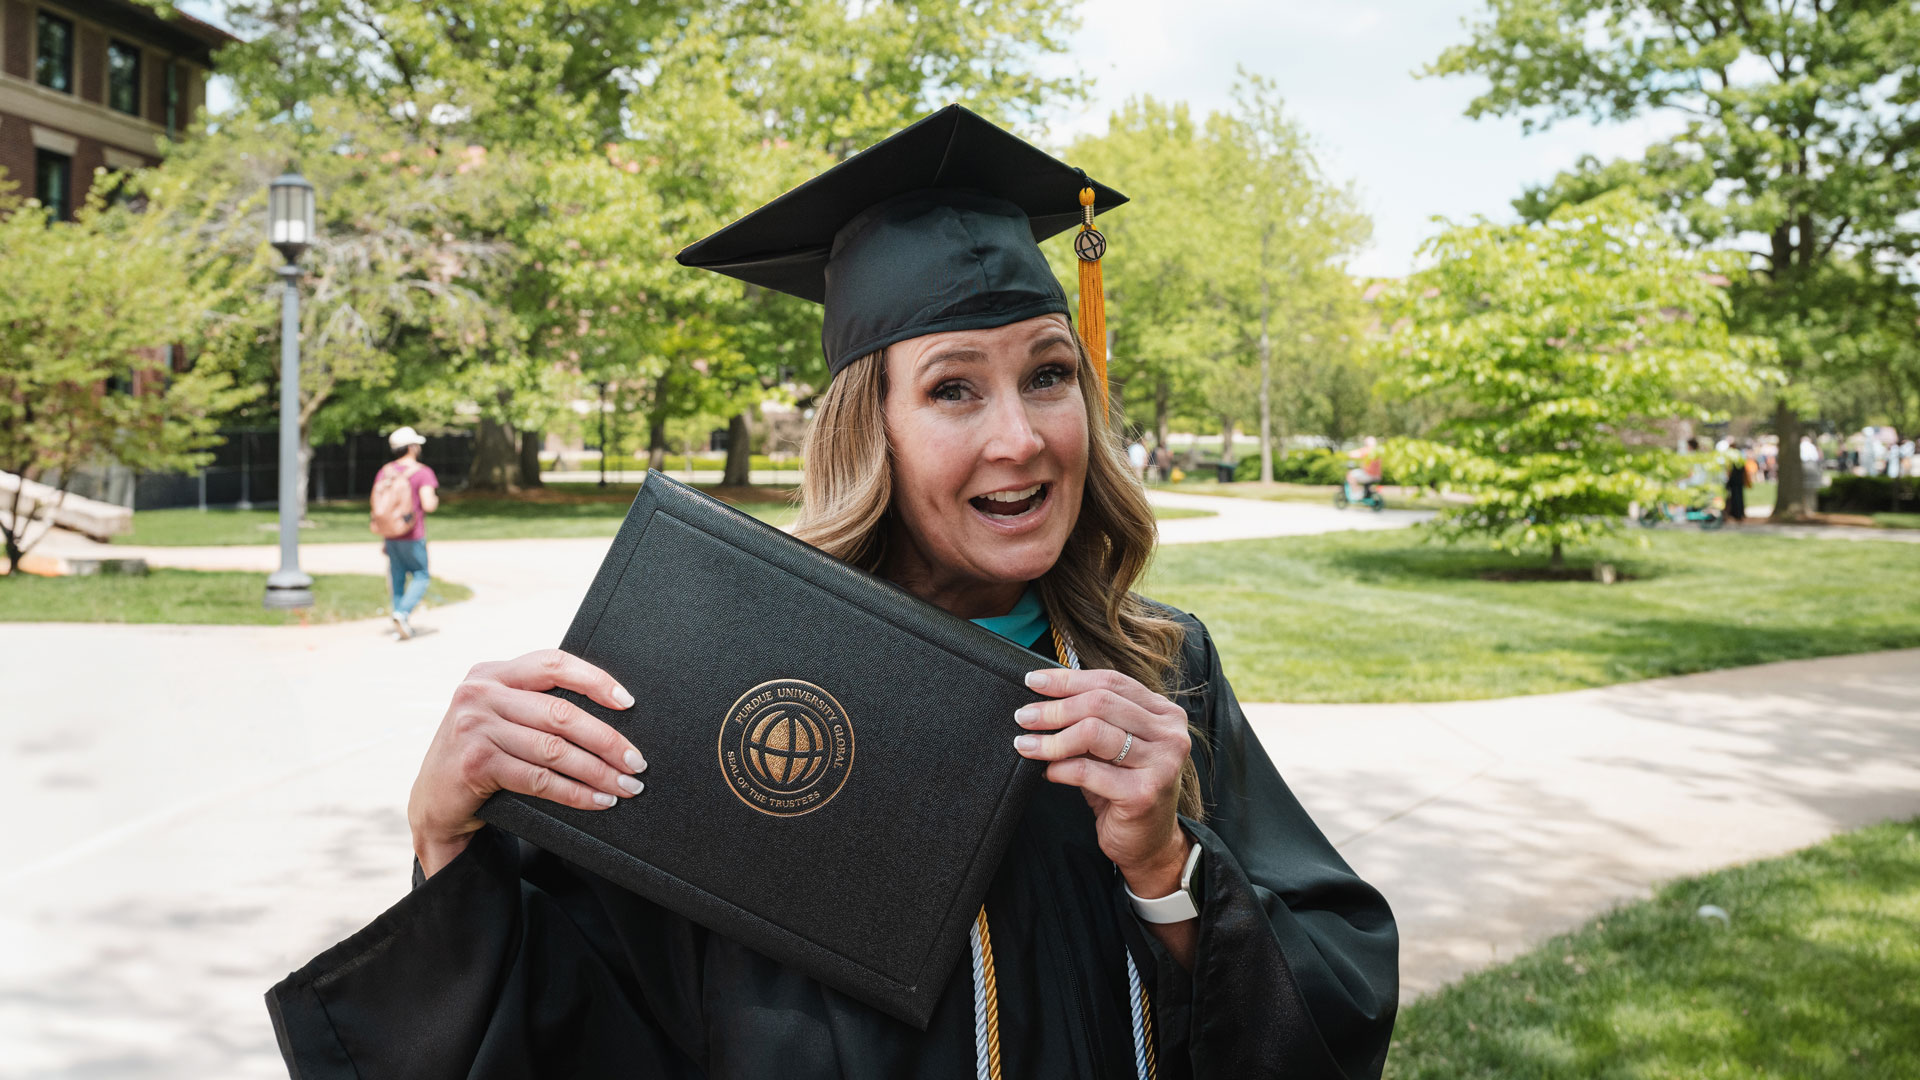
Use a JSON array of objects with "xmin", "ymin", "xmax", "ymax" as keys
[{"xmin": 408, "ymin": 649, "xmax": 646, "ymax": 879}]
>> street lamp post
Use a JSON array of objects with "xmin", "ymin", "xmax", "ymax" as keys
[{"xmin": 264, "ymin": 170, "xmax": 316, "ymax": 610}]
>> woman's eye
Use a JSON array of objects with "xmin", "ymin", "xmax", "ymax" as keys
[
  {"xmin": 931, "ymin": 380, "xmax": 967, "ymax": 402},
  {"xmin": 1030, "ymin": 365, "xmax": 1073, "ymax": 390}
]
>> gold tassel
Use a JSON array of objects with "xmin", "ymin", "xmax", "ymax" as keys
[{"xmin": 1074, "ymin": 183, "xmax": 1109, "ymax": 405}]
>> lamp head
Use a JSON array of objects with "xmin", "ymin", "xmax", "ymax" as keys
[{"xmin": 268, "ymin": 170, "xmax": 316, "ymax": 264}]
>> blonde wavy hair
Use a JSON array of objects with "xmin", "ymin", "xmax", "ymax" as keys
[{"xmin": 792, "ymin": 333, "xmax": 1206, "ymax": 820}]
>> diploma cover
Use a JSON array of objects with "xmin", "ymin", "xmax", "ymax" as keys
[{"xmin": 478, "ymin": 471, "xmax": 1054, "ymax": 1028}]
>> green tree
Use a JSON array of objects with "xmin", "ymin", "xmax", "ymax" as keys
[
  {"xmin": 0, "ymin": 172, "xmax": 257, "ymax": 572},
  {"xmin": 1056, "ymin": 78, "xmax": 1369, "ymax": 469},
  {"xmin": 1430, "ymin": 0, "xmax": 1920, "ymax": 518},
  {"xmin": 216, "ymin": 0, "xmax": 1086, "ymax": 490},
  {"xmin": 158, "ymin": 100, "xmax": 522, "ymax": 511},
  {"xmin": 1373, "ymin": 193, "xmax": 1775, "ymax": 566}
]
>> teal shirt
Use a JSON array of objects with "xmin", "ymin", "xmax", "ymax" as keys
[{"xmin": 969, "ymin": 586, "xmax": 1048, "ymax": 650}]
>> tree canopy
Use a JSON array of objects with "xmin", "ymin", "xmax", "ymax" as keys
[
  {"xmin": 1373, "ymin": 192, "xmax": 1776, "ymax": 563},
  {"xmin": 1430, "ymin": 0, "xmax": 1920, "ymax": 516}
]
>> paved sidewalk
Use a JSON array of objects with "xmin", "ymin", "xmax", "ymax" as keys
[{"xmin": 1248, "ymin": 648, "xmax": 1920, "ymax": 997}]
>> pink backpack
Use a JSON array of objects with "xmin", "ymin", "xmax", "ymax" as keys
[{"xmin": 369, "ymin": 463, "xmax": 419, "ymax": 538}]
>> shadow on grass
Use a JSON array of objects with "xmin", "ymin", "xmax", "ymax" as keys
[
  {"xmin": 1318, "ymin": 537, "xmax": 1671, "ymax": 586},
  {"xmin": 1385, "ymin": 819, "xmax": 1920, "ymax": 1079}
]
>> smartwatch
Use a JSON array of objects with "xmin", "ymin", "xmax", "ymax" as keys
[{"xmin": 1125, "ymin": 841, "xmax": 1203, "ymax": 924}]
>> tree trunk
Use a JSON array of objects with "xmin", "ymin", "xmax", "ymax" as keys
[
  {"xmin": 723, "ymin": 411, "xmax": 753, "ymax": 487},
  {"xmin": 1772, "ymin": 399, "xmax": 1807, "ymax": 521},
  {"xmin": 468, "ymin": 416, "xmax": 520, "ymax": 491},
  {"xmin": 1220, "ymin": 416, "xmax": 1236, "ymax": 471},
  {"xmin": 1550, "ymin": 541, "xmax": 1564, "ymax": 569},
  {"xmin": 647, "ymin": 411, "xmax": 668, "ymax": 472},
  {"xmin": 517, "ymin": 429, "xmax": 544, "ymax": 489},
  {"xmin": 1152, "ymin": 376, "xmax": 1171, "ymax": 451}
]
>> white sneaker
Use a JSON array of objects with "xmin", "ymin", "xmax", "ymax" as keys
[{"xmin": 391, "ymin": 612, "xmax": 414, "ymax": 640}]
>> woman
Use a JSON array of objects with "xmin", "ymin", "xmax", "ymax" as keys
[{"xmin": 270, "ymin": 107, "xmax": 1397, "ymax": 1079}]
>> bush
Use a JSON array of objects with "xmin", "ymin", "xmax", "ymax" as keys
[
  {"xmin": 1818, "ymin": 475, "xmax": 1920, "ymax": 514},
  {"xmin": 1234, "ymin": 447, "xmax": 1386, "ymax": 485}
]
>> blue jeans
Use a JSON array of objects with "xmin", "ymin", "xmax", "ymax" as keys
[{"xmin": 385, "ymin": 539, "xmax": 431, "ymax": 616}]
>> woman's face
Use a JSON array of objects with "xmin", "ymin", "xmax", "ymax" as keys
[{"xmin": 881, "ymin": 314, "xmax": 1088, "ymax": 603}]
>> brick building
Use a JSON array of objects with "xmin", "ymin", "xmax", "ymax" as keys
[{"xmin": 0, "ymin": 0, "xmax": 232, "ymax": 218}]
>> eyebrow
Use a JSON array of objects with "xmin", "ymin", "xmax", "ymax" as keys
[{"xmin": 914, "ymin": 334, "xmax": 1077, "ymax": 376}]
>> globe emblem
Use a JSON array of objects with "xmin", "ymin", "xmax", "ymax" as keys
[
  {"xmin": 1074, "ymin": 227, "xmax": 1107, "ymax": 262},
  {"xmin": 719, "ymin": 678, "xmax": 856, "ymax": 817},
  {"xmin": 744, "ymin": 708, "xmax": 831, "ymax": 791}
]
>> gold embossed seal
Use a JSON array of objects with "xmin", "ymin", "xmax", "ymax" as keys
[{"xmin": 718, "ymin": 679, "xmax": 855, "ymax": 817}]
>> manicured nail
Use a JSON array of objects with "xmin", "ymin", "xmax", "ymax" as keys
[
  {"xmin": 624, "ymin": 749, "xmax": 647, "ymax": 773},
  {"xmin": 1015, "ymin": 704, "xmax": 1041, "ymax": 725},
  {"xmin": 1014, "ymin": 735, "xmax": 1039, "ymax": 753},
  {"xmin": 1025, "ymin": 671, "xmax": 1050, "ymax": 690},
  {"xmin": 613, "ymin": 685, "xmax": 635, "ymax": 709},
  {"xmin": 592, "ymin": 792, "xmax": 617, "ymax": 807},
  {"xmin": 617, "ymin": 774, "xmax": 643, "ymax": 795}
]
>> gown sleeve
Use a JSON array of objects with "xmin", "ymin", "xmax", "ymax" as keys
[
  {"xmin": 266, "ymin": 824, "xmax": 703, "ymax": 1080},
  {"xmin": 1134, "ymin": 612, "xmax": 1399, "ymax": 1080}
]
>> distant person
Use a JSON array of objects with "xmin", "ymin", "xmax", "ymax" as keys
[
  {"xmin": 371, "ymin": 426, "xmax": 440, "ymax": 640},
  {"xmin": 1126, "ymin": 437, "xmax": 1149, "ymax": 481},
  {"xmin": 1151, "ymin": 442, "xmax": 1173, "ymax": 483},
  {"xmin": 1800, "ymin": 435, "xmax": 1823, "ymax": 502},
  {"xmin": 1724, "ymin": 442, "xmax": 1748, "ymax": 523},
  {"xmin": 1347, "ymin": 436, "xmax": 1384, "ymax": 500}
]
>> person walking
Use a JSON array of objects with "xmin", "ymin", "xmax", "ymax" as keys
[
  {"xmin": 371, "ymin": 426, "xmax": 440, "ymax": 640},
  {"xmin": 1724, "ymin": 441, "xmax": 1748, "ymax": 523},
  {"xmin": 1125, "ymin": 436, "xmax": 1149, "ymax": 481}
]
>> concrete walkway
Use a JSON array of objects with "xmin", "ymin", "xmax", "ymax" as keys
[{"xmin": 1249, "ymin": 649, "xmax": 1920, "ymax": 997}]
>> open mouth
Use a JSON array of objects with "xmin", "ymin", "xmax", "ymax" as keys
[{"xmin": 969, "ymin": 483, "xmax": 1050, "ymax": 519}]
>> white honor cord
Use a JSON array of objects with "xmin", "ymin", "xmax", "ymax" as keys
[
  {"xmin": 969, "ymin": 920, "xmax": 993, "ymax": 1080},
  {"xmin": 969, "ymin": 634, "xmax": 1153, "ymax": 1080}
]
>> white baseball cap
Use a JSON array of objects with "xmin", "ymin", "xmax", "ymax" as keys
[{"xmin": 388, "ymin": 426, "xmax": 427, "ymax": 450}]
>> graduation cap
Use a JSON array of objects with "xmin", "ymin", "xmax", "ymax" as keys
[{"xmin": 676, "ymin": 105, "xmax": 1124, "ymax": 398}]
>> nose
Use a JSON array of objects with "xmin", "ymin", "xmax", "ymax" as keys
[{"xmin": 981, "ymin": 390, "xmax": 1044, "ymax": 463}]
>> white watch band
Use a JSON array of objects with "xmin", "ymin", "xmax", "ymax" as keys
[{"xmin": 1125, "ymin": 841, "xmax": 1203, "ymax": 924}]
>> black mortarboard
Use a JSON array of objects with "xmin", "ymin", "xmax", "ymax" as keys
[{"xmin": 676, "ymin": 105, "xmax": 1124, "ymax": 384}]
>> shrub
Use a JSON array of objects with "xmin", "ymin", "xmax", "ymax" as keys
[
  {"xmin": 1819, "ymin": 475, "xmax": 1920, "ymax": 514},
  {"xmin": 1235, "ymin": 447, "xmax": 1385, "ymax": 485}
]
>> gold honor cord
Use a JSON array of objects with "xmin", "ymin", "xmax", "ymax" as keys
[{"xmin": 968, "ymin": 629, "xmax": 1156, "ymax": 1080}]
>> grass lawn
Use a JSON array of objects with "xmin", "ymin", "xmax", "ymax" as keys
[
  {"xmin": 1144, "ymin": 528, "xmax": 1920, "ymax": 702},
  {"xmin": 1385, "ymin": 818, "xmax": 1920, "ymax": 1079},
  {"xmin": 122, "ymin": 483, "xmax": 1206, "ymax": 544},
  {"xmin": 1875, "ymin": 512, "xmax": 1920, "ymax": 530},
  {"xmin": 0, "ymin": 569, "xmax": 473, "ymax": 625}
]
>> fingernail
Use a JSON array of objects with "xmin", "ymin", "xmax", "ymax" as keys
[
  {"xmin": 593, "ymin": 792, "xmax": 617, "ymax": 808},
  {"xmin": 624, "ymin": 749, "xmax": 647, "ymax": 773},
  {"xmin": 617, "ymin": 774, "xmax": 643, "ymax": 795},
  {"xmin": 613, "ymin": 685, "xmax": 635, "ymax": 709},
  {"xmin": 1015, "ymin": 704, "xmax": 1040, "ymax": 725},
  {"xmin": 1014, "ymin": 735, "xmax": 1039, "ymax": 752},
  {"xmin": 1025, "ymin": 671, "xmax": 1050, "ymax": 690}
]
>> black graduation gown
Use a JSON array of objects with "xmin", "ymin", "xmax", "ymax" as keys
[{"xmin": 266, "ymin": 611, "xmax": 1398, "ymax": 1079}]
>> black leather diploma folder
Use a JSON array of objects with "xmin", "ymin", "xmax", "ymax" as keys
[{"xmin": 478, "ymin": 471, "xmax": 1054, "ymax": 1028}]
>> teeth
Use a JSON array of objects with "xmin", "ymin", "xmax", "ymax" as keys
[{"xmin": 979, "ymin": 485, "xmax": 1042, "ymax": 503}]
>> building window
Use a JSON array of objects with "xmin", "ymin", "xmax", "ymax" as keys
[
  {"xmin": 165, "ymin": 61, "xmax": 179, "ymax": 136},
  {"xmin": 35, "ymin": 12, "xmax": 75, "ymax": 93},
  {"xmin": 35, "ymin": 150, "xmax": 72, "ymax": 221},
  {"xmin": 109, "ymin": 41, "xmax": 142, "ymax": 116}
]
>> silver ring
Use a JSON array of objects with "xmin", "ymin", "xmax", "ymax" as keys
[{"xmin": 1112, "ymin": 731, "xmax": 1134, "ymax": 764}]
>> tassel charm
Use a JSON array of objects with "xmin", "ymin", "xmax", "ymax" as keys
[{"xmin": 1074, "ymin": 183, "xmax": 1109, "ymax": 405}]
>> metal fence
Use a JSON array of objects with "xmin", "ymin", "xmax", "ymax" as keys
[{"xmin": 53, "ymin": 430, "xmax": 476, "ymax": 511}]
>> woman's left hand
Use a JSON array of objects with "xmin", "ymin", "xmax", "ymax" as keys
[{"xmin": 1014, "ymin": 667, "xmax": 1193, "ymax": 896}]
